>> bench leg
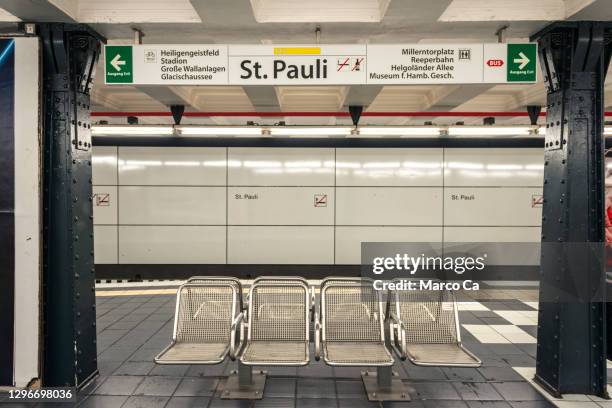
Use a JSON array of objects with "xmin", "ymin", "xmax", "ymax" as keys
[
  {"xmin": 220, "ymin": 361, "xmax": 267, "ymax": 400},
  {"xmin": 361, "ymin": 366, "xmax": 410, "ymax": 402}
]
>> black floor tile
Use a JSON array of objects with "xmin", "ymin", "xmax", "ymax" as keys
[
  {"xmin": 411, "ymin": 382, "xmax": 461, "ymax": 400},
  {"xmin": 517, "ymin": 326, "xmax": 538, "ymax": 337},
  {"xmin": 163, "ymin": 396, "xmax": 211, "ymax": 408},
  {"xmin": 296, "ymin": 398, "xmax": 337, "ymax": 408},
  {"xmin": 479, "ymin": 318, "xmax": 513, "ymax": 325},
  {"xmin": 297, "ymin": 378, "xmax": 336, "ymax": 398},
  {"xmin": 442, "ymin": 368, "xmax": 486, "ymax": 382},
  {"xmin": 507, "ymin": 402, "xmax": 556, "ymax": 408},
  {"xmin": 98, "ymin": 347, "xmax": 136, "ymax": 362},
  {"xmin": 402, "ymin": 365, "xmax": 447, "ymax": 380},
  {"xmin": 477, "ymin": 367, "xmax": 523, "ymax": 382},
  {"xmin": 133, "ymin": 376, "xmax": 181, "ymax": 396},
  {"xmin": 496, "ymin": 355, "xmax": 535, "ymax": 367},
  {"xmin": 338, "ymin": 399, "xmax": 379, "ymax": 407},
  {"xmin": 491, "ymin": 383, "xmax": 544, "ymax": 401},
  {"xmin": 254, "ymin": 397, "xmax": 295, "ymax": 407},
  {"xmin": 208, "ymin": 399, "xmax": 254, "ymax": 408},
  {"xmin": 128, "ymin": 348, "xmax": 159, "ymax": 362},
  {"xmin": 77, "ymin": 395, "xmax": 129, "ymax": 408},
  {"xmin": 488, "ymin": 345, "xmax": 527, "ymax": 356},
  {"xmin": 422, "ymin": 401, "xmax": 468, "ymax": 408},
  {"xmin": 97, "ymin": 361, "xmax": 123, "ymax": 376},
  {"xmin": 148, "ymin": 364, "xmax": 190, "ymax": 376},
  {"xmin": 466, "ymin": 402, "xmax": 512, "ymax": 407},
  {"xmin": 336, "ymin": 380, "xmax": 368, "ymax": 399},
  {"xmin": 333, "ymin": 366, "xmax": 364, "ymax": 379},
  {"xmin": 120, "ymin": 395, "xmax": 169, "ymax": 408},
  {"xmin": 174, "ymin": 378, "xmax": 218, "ymax": 397},
  {"xmin": 114, "ymin": 362, "xmax": 155, "ymax": 376},
  {"xmin": 93, "ymin": 376, "xmax": 144, "ymax": 396},
  {"xmin": 381, "ymin": 401, "xmax": 425, "ymax": 408},
  {"xmin": 452, "ymin": 382, "xmax": 504, "ymax": 401},
  {"xmin": 264, "ymin": 378, "xmax": 296, "ymax": 398}
]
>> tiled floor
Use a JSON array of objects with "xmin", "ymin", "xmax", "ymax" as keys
[{"xmin": 5, "ymin": 286, "xmax": 610, "ymax": 407}]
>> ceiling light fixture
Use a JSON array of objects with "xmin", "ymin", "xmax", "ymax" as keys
[
  {"xmin": 269, "ymin": 127, "xmax": 353, "ymax": 137},
  {"xmin": 358, "ymin": 127, "xmax": 441, "ymax": 136},
  {"xmin": 447, "ymin": 126, "xmax": 533, "ymax": 136},
  {"xmin": 179, "ymin": 126, "xmax": 263, "ymax": 136},
  {"xmin": 91, "ymin": 126, "xmax": 174, "ymax": 136}
]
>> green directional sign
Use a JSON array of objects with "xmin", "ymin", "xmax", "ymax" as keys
[
  {"xmin": 507, "ymin": 43, "xmax": 536, "ymax": 82},
  {"xmin": 105, "ymin": 45, "xmax": 133, "ymax": 84}
]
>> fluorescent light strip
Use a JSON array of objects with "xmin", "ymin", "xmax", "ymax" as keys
[
  {"xmin": 179, "ymin": 127, "xmax": 263, "ymax": 136},
  {"xmin": 448, "ymin": 126, "xmax": 533, "ymax": 136},
  {"xmin": 359, "ymin": 127, "xmax": 441, "ymax": 136},
  {"xmin": 91, "ymin": 126, "xmax": 174, "ymax": 136},
  {"xmin": 269, "ymin": 127, "xmax": 353, "ymax": 136}
]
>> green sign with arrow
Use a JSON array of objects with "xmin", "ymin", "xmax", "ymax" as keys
[
  {"xmin": 507, "ymin": 43, "xmax": 536, "ymax": 82},
  {"xmin": 105, "ymin": 45, "xmax": 133, "ymax": 84}
]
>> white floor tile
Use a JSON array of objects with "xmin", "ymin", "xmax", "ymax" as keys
[
  {"xmin": 457, "ymin": 301, "xmax": 490, "ymax": 311},
  {"xmin": 462, "ymin": 324, "xmax": 510, "ymax": 343},
  {"xmin": 491, "ymin": 325, "xmax": 537, "ymax": 344},
  {"xmin": 494, "ymin": 310, "xmax": 538, "ymax": 325}
]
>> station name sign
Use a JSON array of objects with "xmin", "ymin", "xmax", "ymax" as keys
[{"xmin": 104, "ymin": 43, "xmax": 537, "ymax": 85}]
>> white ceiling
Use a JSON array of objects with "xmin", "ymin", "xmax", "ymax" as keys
[{"xmin": 1, "ymin": 0, "xmax": 611, "ymax": 125}]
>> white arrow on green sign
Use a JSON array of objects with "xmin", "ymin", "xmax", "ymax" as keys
[
  {"xmin": 105, "ymin": 45, "xmax": 133, "ymax": 84},
  {"xmin": 507, "ymin": 44, "xmax": 536, "ymax": 82}
]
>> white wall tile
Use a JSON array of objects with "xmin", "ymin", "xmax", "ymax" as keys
[
  {"xmin": 94, "ymin": 225, "xmax": 117, "ymax": 264},
  {"xmin": 228, "ymin": 226, "xmax": 334, "ymax": 264},
  {"xmin": 444, "ymin": 228, "xmax": 541, "ymax": 266},
  {"xmin": 92, "ymin": 146, "xmax": 117, "ymax": 185},
  {"xmin": 444, "ymin": 148, "xmax": 544, "ymax": 187},
  {"xmin": 228, "ymin": 187, "xmax": 333, "ymax": 225},
  {"xmin": 119, "ymin": 186, "xmax": 225, "ymax": 225},
  {"xmin": 336, "ymin": 187, "xmax": 443, "ymax": 225},
  {"xmin": 93, "ymin": 186, "xmax": 117, "ymax": 225},
  {"xmin": 444, "ymin": 227, "xmax": 541, "ymax": 242},
  {"xmin": 118, "ymin": 147, "xmax": 227, "ymax": 186},
  {"xmin": 336, "ymin": 148, "xmax": 443, "ymax": 186},
  {"xmin": 335, "ymin": 227, "xmax": 442, "ymax": 264},
  {"xmin": 445, "ymin": 187, "xmax": 542, "ymax": 226},
  {"xmin": 119, "ymin": 226, "xmax": 226, "ymax": 263},
  {"xmin": 228, "ymin": 147, "xmax": 334, "ymax": 186}
]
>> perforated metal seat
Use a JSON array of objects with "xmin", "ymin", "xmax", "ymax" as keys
[
  {"xmin": 155, "ymin": 279, "xmax": 242, "ymax": 365},
  {"xmin": 389, "ymin": 279, "xmax": 481, "ymax": 367},
  {"xmin": 233, "ymin": 279, "xmax": 310, "ymax": 366},
  {"xmin": 316, "ymin": 279, "xmax": 393, "ymax": 366}
]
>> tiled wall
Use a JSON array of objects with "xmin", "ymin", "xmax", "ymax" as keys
[{"xmin": 92, "ymin": 146, "xmax": 543, "ymax": 264}]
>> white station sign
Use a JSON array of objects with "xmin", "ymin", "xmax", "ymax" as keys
[
  {"xmin": 228, "ymin": 45, "xmax": 366, "ymax": 85},
  {"xmin": 104, "ymin": 43, "xmax": 537, "ymax": 85}
]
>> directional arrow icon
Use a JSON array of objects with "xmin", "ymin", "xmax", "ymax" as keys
[
  {"xmin": 513, "ymin": 52, "xmax": 530, "ymax": 70},
  {"xmin": 110, "ymin": 54, "xmax": 126, "ymax": 71}
]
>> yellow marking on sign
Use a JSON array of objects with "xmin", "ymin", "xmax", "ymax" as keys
[{"xmin": 274, "ymin": 47, "xmax": 321, "ymax": 55}]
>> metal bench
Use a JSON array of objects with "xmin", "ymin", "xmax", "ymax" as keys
[
  {"xmin": 388, "ymin": 278, "xmax": 481, "ymax": 367},
  {"xmin": 315, "ymin": 278, "xmax": 409, "ymax": 402},
  {"xmin": 224, "ymin": 278, "xmax": 311, "ymax": 399},
  {"xmin": 154, "ymin": 278, "xmax": 242, "ymax": 365}
]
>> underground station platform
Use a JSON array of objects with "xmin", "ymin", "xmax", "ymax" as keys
[{"xmin": 2, "ymin": 1, "xmax": 612, "ymax": 408}]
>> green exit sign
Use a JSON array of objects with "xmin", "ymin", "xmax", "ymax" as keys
[
  {"xmin": 507, "ymin": 43, "xmax": 537, "ymax": 82},
  {"xmin": 105, "ymin": 45, "xmax": 133, "ymax": 84}
]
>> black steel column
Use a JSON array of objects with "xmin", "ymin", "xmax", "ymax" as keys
[
  {"xmin": 40, "ymin": 23, "xmax": 103, "ymax": 388},
  {"xmin": 531, "ymin": 22, "xmax": 612, "ymax": 397}
]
